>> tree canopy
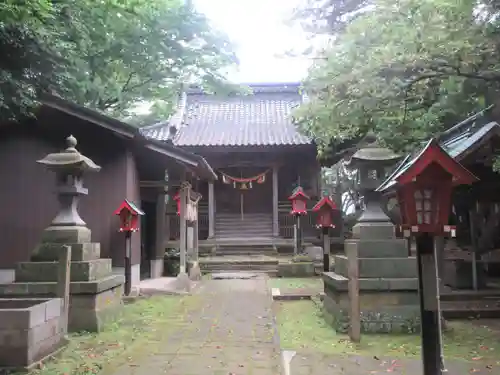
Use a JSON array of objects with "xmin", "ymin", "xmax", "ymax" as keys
[
  {"xmin": 293, "ymin": 0, "xmax": 500, "ymax": 155},
  {"xmin": 0, "ymin": 0, "xmax": 237, "ymax": 123}
]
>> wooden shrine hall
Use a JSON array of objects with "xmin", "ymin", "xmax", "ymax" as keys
[{"xmin": 142, "ymin": 82, "xmax": 323, "ymax": 254}]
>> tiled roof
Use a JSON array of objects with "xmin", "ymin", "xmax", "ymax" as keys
[{"xmin": 142, "ymin": 83, "xmax": 312, "ymax": 147}]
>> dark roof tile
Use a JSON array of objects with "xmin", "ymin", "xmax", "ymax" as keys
[{"xmin": 142, "ymin": 83, "xmax": 311, "ymax": 147}]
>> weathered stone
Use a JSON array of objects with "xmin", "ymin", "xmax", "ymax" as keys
[
  {"xmin": 323, "ymin": 293, "xmax": 420, "ymax": 334},
  {"xmin": 352, "ymin": 222, "xmax": 395, "ymax": 240},
  {"xmin": 305, "ymin": 246, "xmax": 323, "ymax": 261},
  {"xmin": 40, "ymin": 226, "xmax": 91, "ymax": 244},
  {"xmin": 345, "ymin": 239, "xmax": 408, "ymax": 258},
  {"xmin": 32, "ymin": 243, "xmax": 101, "ymax": 262},
  {"xmin": 323, "ymin": 272, "xmax": 419, "ymax": 291},
  {"xmin": 334, "ymin": 255, "xmax": 418, "ymax": 279},
  {"xmin": 16, "ymin": 259, "xmax": 112, "ymax": 282},
  {"xmin": 0, "ymin": 298, "xmax": 64, "ymax": 368},
  {"xmin": 277, "ymin": 262, "xmax": 315, "ymax": 277}
]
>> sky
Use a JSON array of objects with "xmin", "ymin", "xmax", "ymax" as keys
[{"xmin": 194, "ymin": 0, "xmax": 313, "ymax": 83}]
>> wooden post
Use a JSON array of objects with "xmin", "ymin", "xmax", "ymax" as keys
[
  {"xmin": 57, "ymin": 245, "xmax": 71, "ymax": 335},
  {"xmin": 346, "ymin": 245, "xmax": 360, "ymax": 343},
  {"xmin": 469, "ymin": 209, "xmax": 479, "ymax": 290},
  {"xmin": 208, "ymin": 181, "xmax": 215, "ymax": 238},
  {"xmin": 179, "ymin": 183, "xmax": 189, "ymax": 274},
  {"xmin": 323, "ymin": 229, "xmax": 330, "ymax": 272},
  {"xmin": 154, "ymin": 190, "xmax": 166, "ymax": 278},
  {"xmin": 272, "ymin": 165, "xmax": 279, "ymax": 237}
]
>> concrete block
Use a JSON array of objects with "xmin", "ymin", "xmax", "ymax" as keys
[
  {"xmin": 352, "ymin": 222, "xmax": 395, "ymax": 240},
  {"xmin": 40, "ymin": 226, "xmax": 91, "ymax": 244},
  {"xmin": 334, "ymin": 255, "xmax": 417, "ymax": 279},
  {"xmin": 16, "ymin": 259, "xmax": 112, "ymax": 282},
  {"xmin": 345, "ymin": 239, "xmax": 408, "ymax": 258},
  {"xmin": 32, "ymin": 243, "xmax": 101, "ymax": 262}
]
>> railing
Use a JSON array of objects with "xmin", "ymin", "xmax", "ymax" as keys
[
  {"xmin": 167, "ymin": 201, "xmax": 335, "ymax": 241},
  {"xmin": 278, "ymin": 201, "xmax": 318, "ymax": 239}
]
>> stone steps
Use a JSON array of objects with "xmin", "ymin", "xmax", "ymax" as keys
[{"xmin": 199, "ymin": 257, "xmax": 279, "ymax": 276}]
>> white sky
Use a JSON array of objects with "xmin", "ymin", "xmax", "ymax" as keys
[{"xmin": 194, "ymin": 0, "xmax": 313, "ymax": 83}]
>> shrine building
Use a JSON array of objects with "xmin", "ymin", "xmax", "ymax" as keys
[{"xmin": 142, "ymin": 82, "xmax": 322, "ymax": 254}]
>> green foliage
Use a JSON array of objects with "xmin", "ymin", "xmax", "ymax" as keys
[
  {"xmin": 0, "ymin": 0, "xmax": 237, "ymax": 123},
  {"xmin": 294, "ymin": 0, "xmax": 500, "ymax": 153}
]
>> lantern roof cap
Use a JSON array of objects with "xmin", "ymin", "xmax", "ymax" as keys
[
  {"xmin": 312, "ymin": 196, "xmax": 337, "ymax": 212},
  {"xmin": 114, "ymin": 199, "xmax": 145, "ymax": 216},
  {"xmin": 376, "ymin": 138, "xmax": 478, "ymax": 192},
  {"xmin": 349, "ymin": 133, "xmax": 401, "ymax": 164},
  {"xmin": 37, "ymin": 135, "xmax": 101, "ymax": 172},
  {"xmin": 288, "ymin": 186, "xmax": 310, "ymax": 200}
]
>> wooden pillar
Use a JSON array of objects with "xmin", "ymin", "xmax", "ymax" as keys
[
  {"xmin": 208, "ymin": 180, "xmax": 215, "ymax": 238},
  {"xmin": 152, "ymin": 190, "xmax": 166, "ymax": 278},
  {"xmin": 179, "ymin": 182, "xmax": 190, "ymax": 274},
  {"xmin": 272, "ymin": 165, "xmax": 279, "ymax": 237}
]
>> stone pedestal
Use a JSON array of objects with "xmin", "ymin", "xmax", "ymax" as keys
[
  {"xmin": 0, "ymin": 226, "xmax": 124, "ymax": 332},
  {"xmin": 323, "ymin": 222, "xmax": 420, "ymax": 334}
]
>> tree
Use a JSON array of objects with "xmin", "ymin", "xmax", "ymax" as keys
[
  {"xmin": 293, "ymin": 0, "xmax": 500, "ymax": 154},
  {"xmin": 0, "ymin": 1, "xmax": 64, "ymax": 121},
  {"xmin": 1, "ymin": 0, "xmax": 237, "ymax": 123}
]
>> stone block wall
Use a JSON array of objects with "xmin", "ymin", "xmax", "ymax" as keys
[{"xmin": 0, "ymin": 298, "xmax": 64, "ymax": 368}]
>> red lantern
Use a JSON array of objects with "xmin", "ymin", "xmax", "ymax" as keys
[
  {"xmin": 312, "ymin": 196, "xmax": 337, "ymax": 228},
  {"xmin": 377, "ymin": 139, "xmax": 478, "ymax": 236},
  {"xmin": 173, "ymin": 191, "xmax": 181, "ymax": 216},
  {"xmin": 288, "ymin": 186, "xmax": 310, "ymax": 216},
  {"xmin": 114, "ymin": 199, "xmax": 144, "ymax": 232}
]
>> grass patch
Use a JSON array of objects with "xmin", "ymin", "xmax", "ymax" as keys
[
  {"xmin": 25, "ymin": 295, "xmax": 199, "ymax": 375},
  {"xmin": 275, "ymin": 300, "xmax": 500, "ymax": 361},
  {"xmin": 268, "ymin": 277, "xmax": 323, "ymax": 290}
]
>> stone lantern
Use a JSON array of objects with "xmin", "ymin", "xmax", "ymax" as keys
[
  {"xmin": 0, "ymin": 135, "xmax": 125, "ymax": 333},
  {"xmin": 348, "ymin": 133, "xmax": 401, "ymax": 225},
  {"xmin": 37, "ymin": 135, "xmax": 101, "ymax": 243}
]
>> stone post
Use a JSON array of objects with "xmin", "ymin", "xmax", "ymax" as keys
[
  {"xmin": 272, "ymin": 165, "xmax": 279, "ymax": 237},
  {"xmin": 208, "ymin": 181, "xmax": 215, "ymax": 238}
]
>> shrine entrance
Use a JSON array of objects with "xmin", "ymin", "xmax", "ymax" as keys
[{"xmin": 215, "ymin": 167, "xmax": 273, "ymax": 217}]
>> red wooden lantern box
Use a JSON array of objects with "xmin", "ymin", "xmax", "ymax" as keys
[
  {"xmin": 312, "ymin": 196, "xmax": 337, "ymax": 228},
  {"xmin": 288, "ymin": 186, "xmax": 310, "ymax": 216},
  {"xmin": 377, "ymin": 139, "xmax": 478, "ymax": 236},
  {"xmin": 114, "ymin": 199, "xmax": 145, "ymax": 232},
  {"xmin": 173, "ymin": 191, "xmax": 181, "ymax": 216}
]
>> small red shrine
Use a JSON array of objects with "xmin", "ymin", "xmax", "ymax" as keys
[
  {"xmin": 377, "ymin": 139, "xmax": 478, "ymax": 235},
  {"xmin": 312, "ymin": 196, "xmax": 337, "ymax": 229},
  {"xmin": 288, "ymin": 186, "xmax": 310, "ymax": 216},
  {"xmin": 114, "ymin": 199, "xmax": 145, "ymax": 232}
]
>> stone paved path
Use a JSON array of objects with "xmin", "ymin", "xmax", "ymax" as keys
[
  {"xmin": 288, "ymin": 352, "xmax": 497, "ymax": 374},
  {"xmin": 112, "ymin": 276, "xmax": 282, "ymax": 375}
]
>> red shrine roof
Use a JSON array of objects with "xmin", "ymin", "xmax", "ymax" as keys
[{"xmin": 142, "ymin": 83, "xmax": 312, "ymax": 147}]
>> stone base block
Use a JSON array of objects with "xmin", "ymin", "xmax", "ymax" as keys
[
  {"xmin": 40, "ymin": 226, "xmax": 91, "ymax": 244},
  {"xmin": 0, "ymin": 298, "xmax": 65, "ymax": 368},
  {"xmin": 32, "ymin": 242, "xmax": 101, "ymax": 262},
  {"xmin": 323, "ymin": 272, "xmax": 419, "ymax": 291},
  {"xmin": 352, "ymin": 222, "xmax": 395, "ymax": 240},
  {"xmin": 68, "ymin": 283, "xmax": 124, "ymax": 332},
  {"xmin": 16, "ymin": 259, "xmax": 112, "ymax": 282},
  {"xmin": 334, "ymin": 255, "xmax": 417, "ymax": 279},
  {"xmin": 323, "ymin": 291, "xmax": 420, "ymax": 334},
  {"xmin": 278, "ymin": 262, "xmax": 315, "ymax": 277},
  {"xmin": 0, "ymin": 275, "xmax": 124, "ymax": 332},
  {"xmin": 188, "ymin": 261, "xmax": 202, "ymax": 281},
  {"xmin": 345, "ymin": 239, "xmax": 408, "ymax": 258}
]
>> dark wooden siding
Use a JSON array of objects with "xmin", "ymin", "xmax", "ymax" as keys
[{"xmin": 0, "ymin": 132, "xmax": 142, "ymax": 269}]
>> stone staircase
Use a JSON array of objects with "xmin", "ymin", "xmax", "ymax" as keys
[
  {"xmin": 199, "ymin": 255, "xmax": 279, "ymax": 276},
  {"xmin": 215, "ymin": 213, "xmax": 273, "ymax": 238}
]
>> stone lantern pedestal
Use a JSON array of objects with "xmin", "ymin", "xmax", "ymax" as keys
[
  {"xmin": 0, "ymin": 136, "xmax": 124, "ymax": 332},
  {"xmin": 323, "ymin": 134, "xmax": 420, "ymax": 334}
]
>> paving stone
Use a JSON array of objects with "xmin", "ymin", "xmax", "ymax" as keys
[{"xmin": 110, "ymin": 276, "xmax": 281, "ymax": 375}]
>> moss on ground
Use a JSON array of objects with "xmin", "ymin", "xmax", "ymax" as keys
[
  {"xmin": 268, "ymin": 277, "xmax": 323, "ymax": 290},
  {"xmin": 275, "ymin": 300, "xmax": 500, "ymax": 361},
  {"xmin": 25, "ymin": 295, "xmax": 199, "ymax": 375}
]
